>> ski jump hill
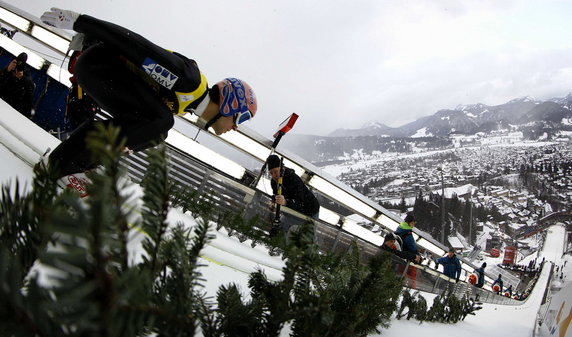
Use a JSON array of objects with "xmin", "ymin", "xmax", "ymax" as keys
[{"xmin": 0, "ymin": 2, "xmax": 571, "ymax": 336}]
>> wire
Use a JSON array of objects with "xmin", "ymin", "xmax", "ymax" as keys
[
  {"xmin": 58, "ymin": 49, "xmax": 71, "ymax": 83},
  {"xmin": 19, "ymin": 45, "xmax": 66, "ymax": 64}
]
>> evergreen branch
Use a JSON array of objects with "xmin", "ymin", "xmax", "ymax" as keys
[
  {"xmin": 140, "ymin": 144, "xmax": 172, "ymax": 274},
  {"xmin": 0, "ymin": 246, "xmax": 64, "ymax": 336}
]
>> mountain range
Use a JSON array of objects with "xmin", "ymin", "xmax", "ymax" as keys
[
  {"xmin": 328, "ymin": 94, "xmax": 572, "ymax": 138},
  {"xmin": 281, "ymin": 94, "xmax": 572, "ymax": 164}
]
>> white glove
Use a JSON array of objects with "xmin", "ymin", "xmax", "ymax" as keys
[{"xmin": 40, "ymin": 8, "xmax": 80, "ymax": 30}]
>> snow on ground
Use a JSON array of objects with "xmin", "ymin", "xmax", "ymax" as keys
[
  {"xmin": 411, "ymin": 127, "xmax": 433, "ymax": 138},
  {"xmin": 321, "ymin": 148, "xmax": 457, "ymax": 177},
  {"xmin": 322, "ymin": 140, "xmax": 559, "ymax": 178},
  {"xmin": 0, "ymin": 141, "xmax": 33, "ymax": 189},
  {"xmin": 1, "ymin": 104, "xmax": 570, "ymax": 336},
  {"xmin": 430, "ymin": 183, "xmax": 478, "ymax": 199},
  {"xmin": 539, "ymin": 225, "xmax": 566, "ymax": 263}
]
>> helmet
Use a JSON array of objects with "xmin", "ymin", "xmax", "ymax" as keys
[{"xmin": 215, "ymin": 78, "xmax": 257, "ymax": 125}]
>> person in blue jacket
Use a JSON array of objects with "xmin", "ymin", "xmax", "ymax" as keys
[
  {"xmin": 394, "ymin": 213, "xmax": 418, "ymax": 254},
  {"xmin": 474, "ymin": 262, "xmax": 486, "ymax": 288},
  {"xmin": 435, "ymin": 247, "xmax": 462, "ymax": 282},
  {"xmin": 491, "ymin": 274, "xmax": 504, "ymax": 293}
]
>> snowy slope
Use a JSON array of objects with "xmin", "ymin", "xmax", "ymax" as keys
[{"xmin": 0, "ymin": 102, "xmax": 569, "ymax": 337}]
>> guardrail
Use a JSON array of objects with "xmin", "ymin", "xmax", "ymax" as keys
[{"xmin": 0, "ymin": 1, "xmax": 525, "ymax": 304}]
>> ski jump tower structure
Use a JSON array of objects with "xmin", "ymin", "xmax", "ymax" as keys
[{"xmin": 0, "ymin": 1, "xmax": 533, "ymax": 305}]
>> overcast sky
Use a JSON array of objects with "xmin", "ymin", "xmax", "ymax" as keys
[{"xmin": 11, "ymin": 0, "xmax": 572, "ymax": 138}]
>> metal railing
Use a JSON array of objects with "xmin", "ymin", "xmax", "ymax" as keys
[{"xmin": 121, "ymin": 143, "xmax": 522, "ymax": 306}]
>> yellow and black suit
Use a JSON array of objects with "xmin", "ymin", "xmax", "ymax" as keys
[{"xmin": 49, "ymin": 14, "xmax": 208, "ymax": 176}]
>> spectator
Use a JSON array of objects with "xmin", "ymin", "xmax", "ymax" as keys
[
  {"xmin": 267, "ymin": 155, "xmax": 320, "ymax": 218},
  {"xmin": 491, "ymin": 274, "xmax": 504, "ymax": 293},
  {"xmin": 40, "ymin": 8, "xmax": 258, "ymax": 178},
  {"xmin": 0, "ymin": 52, "xmax": 34, "ymax": 118},
  {"xmin": 380, "ymin": 233, "xmax": 421, "ymax": 264},
  {"xmin": 394, "ymin": 213, "xmax": 418, "ymax": 254},
  {"xmin": 504, "ymin": 284, "xmax": 513, "ymax": 297},
  {"xmin": 394, "ymin": 213, "xmax": 420, "ymax": 288},
  {"xmin": 435, "ymin": 247, "xmax": 462, "ymax": 282},
  {"xmin": 474, "ymin": 262, "xmax": 486, "ymax": 288}
]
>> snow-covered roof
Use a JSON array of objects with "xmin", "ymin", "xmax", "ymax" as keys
[{"xmin": 447, "ymin": 236, "xmax": 464, "ymax": 249}]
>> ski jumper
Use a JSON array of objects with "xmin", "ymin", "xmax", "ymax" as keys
[{"xmin": 49, "ymin": 15, "xmax": 209, "ymax": 176}]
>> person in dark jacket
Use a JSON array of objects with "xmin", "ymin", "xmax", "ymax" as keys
[
  {"xmin": 40, "ymin": 8, "xmax": 258, "ymax": 178},
  {"xmin": 435, "ymin": 247, "xmax": 462, "ymax": 282},
  {"xmin": 474, "ymin": 262, "xmax": 486, "ymax": 288},
  {"xmin": 504, "ymin": 284, "xmax": 513, "ymax": 297},
  {"xmin": 394, "ymin": 213, "xmax": 418, "ymax": 254},
  {"xmin": 381, "ymin": 233, "xmax": 421, "ymax": 264},
  {"xmin": 491, "ymin": 274, "xmax": 504, "ymax": 293},
  {"xmin": 267, "ymin": 155, "xmax": 320, "ymax": 218},
  {"xmin": 0, "ymin": 52, "xmax": 34, "ymax": 118}
]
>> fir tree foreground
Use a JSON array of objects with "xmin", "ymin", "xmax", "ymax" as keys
[{"xmin": 0, "ymin": 125, "xmax": 474, "ymax": 336}]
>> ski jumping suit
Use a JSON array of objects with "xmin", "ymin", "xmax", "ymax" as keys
[{"xmin": 49, "ymin": 15, "xmax": 209, "ymax": 176}]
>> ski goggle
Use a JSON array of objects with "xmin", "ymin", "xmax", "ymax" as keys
[{"xmin": 233, "ymin": 110, "xmax": 253, "ymax": 125}]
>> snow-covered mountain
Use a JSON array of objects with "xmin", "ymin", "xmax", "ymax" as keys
[
  {"xmin": 329, "ymin": 121, "xmax": 394, "ymax": 137},
  {"xmin": 327, "ymin": 94, "xmax": 572, "ymax": 138}
]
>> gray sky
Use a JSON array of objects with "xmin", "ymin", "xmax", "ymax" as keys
[{"xmin": 12, "ymin": 0, "xmax": 572, "ymax": 138}]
